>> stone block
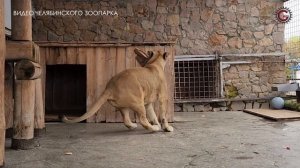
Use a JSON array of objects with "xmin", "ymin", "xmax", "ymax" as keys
[
  {"xmin": 203, "ymin": 105, "xmax": 213, "ymax": 112},
  {"xmin": 228, "ymin": 37, "xmax": 242, "ymax": 49},
  {"xmin": 220, "ymin": 107, "xmax": 228, "ymax": 111},
  {"xmin": 48, "ymin": 31, "xmax": 60, "ymax": 41},
  {"xmin": 206, "ymin": 0, "xmax": 214, "ymax": 7},
  {"xmin": 254, "ymin": 32, "xmax": 264, "ymax": 39},
  {"xmin": 273, "ymin": 32, "xmax": 284, "ymax": 44},
  {"xmin": 208, "ymin": 33, "xmax": 227, "ymax": 46},
  {"xmin": 264, "ymin": 24, "xmax": 275, "ymax": 35},
  {"xmin": 141, "ymin": 20, "xmax": 153, "ymax": 30},
  {"xmin": 215, "ymin": 0, "xmax": 226, "ymax": 7},
  {"xmin": 245, "ymin": 102, "xmax": 253, "ymax": 109},
  {"xmin": 252, "ymin": 85, "xmax": 262, "ymax": 93},
  {"xmin": 253, "ymin": 102, "xmax": 260, "ymax": 109},
  {"xmin": 251, "ymin": 7, "xmax": 259, "ymax": 16},
  {"xmin": 183, "ymin": 104, "xmax": 194, "ymax": 112},
  {"xmin": 224, "ymin": 12, "xmax": 236, "ymax": 21},
  {"xmin": 201, "ymin": 8, "xmax": 214, "ymax": 22},
  {"xmin": 243, "ymin": 39, "xmax": 256, "ymax": 48},
  {"xmin": 231, "ymin": 102, "xmax": 245, "ymax": 111},
  {"xmin": 167, "ymin": 14, "xmax": 180, "ymax": 26},
  {"xmin": 260, "ymin": 102, "xmax": 270, "ymax": 109},
  {"xmin": 175, "ymin": 104, "xmax": 182, "ymax": 112},
  {"xmin": 195, "ymin": 105, "xmax": 204, "ymax": 112},
  {"xmin": 213, "ymin": 108, "xmax": 221, "ymax": 112}
]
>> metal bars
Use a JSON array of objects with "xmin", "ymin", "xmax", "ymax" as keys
[
  {"xmin": 284, "ymin": 0, "xmax": 300, "ymax": 58},
  {"xmin": 174, "ymin": 57, "xmax": 220, "ymax": 101}
]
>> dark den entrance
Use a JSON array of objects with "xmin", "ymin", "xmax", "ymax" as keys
[{"xmin": 45, "ymin": 65, "xmax": 86, "ymax": 121}]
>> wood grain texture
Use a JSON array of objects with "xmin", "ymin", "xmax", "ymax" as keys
[
  {"xmin": 95, "ymin": 48, "xmax": 107, "ymax": 122},
  {"xmin": 40, "ymin": 45, "xmax": 175, "ymax": 123},
  {"xmin": 244, "ymin": 109, "xmax": 300, "ymax": 121},
  {"xmin": 0, "ymin": 0, "xmax": 5, "ymax": 164},
  {"xmin": 11, "ymin": 0, "xmax": 32, "ymax": 40},
  {"xmin": 5, "ymin": 41, "xmax": 33, "ymax": 60},
  {"xmin": 86, "ymin": 48, "xmax": 96, "ymax": 122},
  {"xmin": 66, "ymin": 47, "xmax": 77, "ymax": 64},
  {"xmin": 4, "ymin": 63, "xmax": 13, "ymax": 129},
  {"xmin": 34, "ymin": 79, "xmax": 45, "ymax": 129},
  {"xmin": 77, "ymin": 48, "xmax": 87, "ymax": 64},
  {"xmin": 57, "ymin": 48, "xmax": 66, "ymax": 64},
  {"xmin": 105, "ymin": 47, "xmax": 117, "ymax": 123},
  {"xmin": 13, "ymin": 80, "xmax": 35, "ymax": 139}
]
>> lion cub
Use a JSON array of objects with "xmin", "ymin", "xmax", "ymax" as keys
[{"xmin": 63, "ymin": 50, "xmax": 173, "ymax": 132}]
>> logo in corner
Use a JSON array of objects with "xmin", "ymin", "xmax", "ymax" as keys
[{"xmin": 275, "ymin": 7, "xmax": 292, "ymax": 23}]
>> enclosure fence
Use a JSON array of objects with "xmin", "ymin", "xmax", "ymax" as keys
[{"xmin": 284, "ymin": 0, "xmax": 300, "ymax": 59}]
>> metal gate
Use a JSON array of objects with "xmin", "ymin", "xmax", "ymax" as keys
[{"xmin": 174, "ymin": 55, "xmax": 221, "ymax": 102}]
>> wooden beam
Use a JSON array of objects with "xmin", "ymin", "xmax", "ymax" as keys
[
  {"xmin": 35, "ymin": 41, "xmax": 176, "ymax": 47},
  {"xmin": 0, "ymin": 0, "xmax": 6, "ymax": 166},
  {"xmin": 34, "ymin": 78, "xmax": 45, "ymax": 137},
  {"xmin": 5, "ymin": 41, "xmax": 33, "ymax": 60},
  {"xmin": 12, "ymin": 80, "xmax": 36, "ymax": 150},
  {"xmin": 11, "ymin": 0, "xmax": 32, "ymax": 41},
  {"xmin": 14, "ymin": 60, "xmax": 42, "ymax": 80},
  {"xmin": 5, "ymin": 63, "xmax": 14, "ymax": 129}
]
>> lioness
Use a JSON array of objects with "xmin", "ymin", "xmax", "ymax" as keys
[{"xmin": 63, "ymin": 50, "xmax": 173, "ymax": 132}]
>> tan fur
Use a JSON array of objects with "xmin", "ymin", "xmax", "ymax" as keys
[{"xmin": 63, "ymin": 51, "xmax": 173, "ymax": 132}]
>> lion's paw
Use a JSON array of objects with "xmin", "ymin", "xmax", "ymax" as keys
[
  {"xmin": 127, "ymin": 123, "xmax": 138, "ymax": 130},
  {"xmin": 164, "ymin": 125, "xmax": 174, "ymax": 132},
  {"xmin": 152, "ymin": 125, "xmax": 161, "ymax": 131}
]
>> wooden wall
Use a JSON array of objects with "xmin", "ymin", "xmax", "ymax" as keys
[{"xmin": 39, "ymin": 45, "xmax": 174, "ymax": 122}]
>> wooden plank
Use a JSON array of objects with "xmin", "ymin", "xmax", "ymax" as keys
[
  {"xmin": 46, "ymin": 47, "xmax": 56, "ymax": 65},
  {"xmin": 4, "ymin": 63, "xmax": 13, "ymax": 129},
  {"xmin": 11, "ymin": 0, "xmax": 32, "ymax": 41},
  {"xmin": 35, "ymin": 41, "xmax": 175, "ymax": 47},
  {"xmin": 105, "ymin": 47, "xmax": 117, "ymax": 122},
  {"xmin": 12, "ymin": 80, "xmax": 35, "ymax": 149},
  {"xmin": 14, "ymin": 60, "xmax": 42, "ymax": 80},
  {"xmin": 86, "ymin": 48, "xmax": 96, "ymax": 122},
  {"xmin": 39, "ymin": 47, "xmax": 47, "ymax": 111},
  {"xmin": 34, "ymin": 78, "xmax": 45, "ymax": 130},
  {"xmin": 125, "ymin": 46, "xmax": 136, "ymax": 122},
  {"xmin": 66, "ymin": 47, "xmax": 77, "ymax": 64},
  {"xmin": 56, "ymin": 47, "xmax": 67, "ymax": 64},
  {"xmin": 0, "ymin": 1, "xmax": 5, "ymax": 164},
  {"xmin": 5, "ymin": 41, "xmax": 33, "ymax": 60},
  {"xmin": 77, "ymin": 48, "xmax": 87, "ymax": 64},
  {"xmin": 95, "ymin": 47, "xmax": 107, "ymax": 122},
  {"xmin": 243, "ymin": 109, "xmax": 300, "ymax": 121},
  {"xmin": 115, "ymin": 47, "xmax": 126, "ymax": 122}
]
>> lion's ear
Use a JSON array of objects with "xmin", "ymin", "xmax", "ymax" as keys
[
  {"xmin": 163, "ymin": 52, "xmax": 168, "ymax": 60},
  {"xmin": 147, "ymin": 51, "xmax": 154, "ymax": 57}
]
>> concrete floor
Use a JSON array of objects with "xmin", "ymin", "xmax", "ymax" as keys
[{"xmin": 4, "ymin": 111, "xmax": 300, "ymax": 168}]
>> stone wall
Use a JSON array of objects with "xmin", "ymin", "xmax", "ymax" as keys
[
  {"xmin": 223, "ymin": 55, "xmax": 285, "ymax": 99},
  {"xmin": 32, "ymin": 0, "xmax": 284, "ymax": 55}
]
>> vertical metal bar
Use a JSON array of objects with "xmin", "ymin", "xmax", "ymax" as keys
[{"xmin": 219, "ymin": 57, "xmax": 224, "ymax": 98}]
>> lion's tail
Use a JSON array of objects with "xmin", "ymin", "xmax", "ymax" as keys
[{"xmin": 62, "ymin": 90, "xmax": 111, "ymax": 123}]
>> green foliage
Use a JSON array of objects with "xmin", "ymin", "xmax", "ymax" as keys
[
  {"xmin": 284, "ymin": 99, "xmax": 300, "ymax": 112},
  {"xmin": 225, "ymin": 85, "xmax": 238, "ymax": 99},
  {"xmin": 284, "ymin": 36, "xmax": 300, "ymax": 79},
  {"xmin": 284, "ymin": 36, "xmax": 300, "ymax": 59}
]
